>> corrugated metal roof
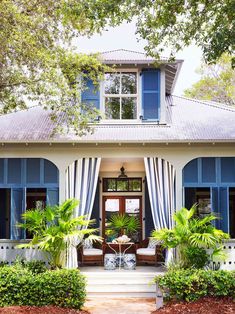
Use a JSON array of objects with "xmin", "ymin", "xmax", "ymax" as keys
[
  {"xmin": 0, "ymin": 96, "xmax": 234, "ymax": 143},
  {"xmin": 100, "ymin": 49, "xmax": 183, "ymax": 64}
]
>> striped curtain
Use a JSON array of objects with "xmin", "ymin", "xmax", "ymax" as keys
[
  {"xmin": 65, "ymin": 157, "xmax": 101, "ymax": 268},
  {"xmin": 144, "ymin": 157, "xmax": 176, "ymax": 264}
]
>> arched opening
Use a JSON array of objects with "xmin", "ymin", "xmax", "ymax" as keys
[
  {"xmin": 66, "ymin": 157, "xmax": 176, "ymax": 242},
  {"xmin": 183, "ymin": 157, "xmax": 235, "ymax": 237},
  {"xmin": 0, "ymin": 158, "xmax": 59, "ymax": 240}
]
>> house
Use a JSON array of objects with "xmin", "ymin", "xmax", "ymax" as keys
[{"xmin": 0, "ymin": 49, "xmax": 235, "ymax": 269}]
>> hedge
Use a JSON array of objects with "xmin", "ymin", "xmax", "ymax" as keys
[
  {"xmin": 0, "ymin": 266, "xmax": 86, "ymax": 309},
  {"xmin": 155, "ymin": 269, "xmax": 235, "ymax": 302}
]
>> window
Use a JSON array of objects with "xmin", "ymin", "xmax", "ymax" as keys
[
  {"xmin": 104, "ymin": 72, "xmax": 138, "ymax": 119},
  {"xmin": 103, "ymin": 178, "xmax": 142, "ymax": 192}
]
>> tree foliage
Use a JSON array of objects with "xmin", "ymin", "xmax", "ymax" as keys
[
  {"xmin": 0, "ymin": 0, "xmax": 109, "ymax": 135},
  {"xmin": 135, "ymin": 0, "xmax": 235, "ymax": 66},
  {"xmin": 184, "ymin": 54, "xmax": 235, "ymax": 105},
  {"xmin": 79, "ymin": 0, "xmax": 234, "ymax": 64}
]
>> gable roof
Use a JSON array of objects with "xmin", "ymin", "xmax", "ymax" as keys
[
  {"xmin": 0, "ymin": 96, "xmax": 234, "ymax": 143},
  {"xmin": 99, "ymin": 49, "xmax": 183, "ymax": 94}
]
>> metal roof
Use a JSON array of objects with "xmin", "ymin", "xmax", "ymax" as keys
[
  {"xmin": 99, "ymin": 49, "xmax": 182, "ymax": 64},
  {"xmin": 99, "ymin": 49, "xmax": 183, "ymax": 94},
  {"xmin": 0, "ymin": 96, "xmax": 234, "ymax": 143}
]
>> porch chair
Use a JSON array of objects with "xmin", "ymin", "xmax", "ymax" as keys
[
  {"xmin": 77, "ymin": 240, "xmax": 104, "ymax": 266},
  {"xmin": 136, "ymin": 238, "xmax": 164, "ymax": 266}
]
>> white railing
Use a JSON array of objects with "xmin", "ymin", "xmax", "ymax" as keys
[
  {"xmin": 0, "ymin": 240, "xmax": 46, "ymax": 264},
  {"xmin": 219, "ymin": 240, "xmax": 235, "ymax": 271},
  {"xmin": 0, "ymin": 240, "xmax": 235, "ymax": 270}
]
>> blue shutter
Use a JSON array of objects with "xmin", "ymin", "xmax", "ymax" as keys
[
  {"xmin": 11, "ymin": 188, "xmax": 26, "ymax": 239},
  {"xmin": 47, "ymin": 188, "xmax": 59, "ymax": 206},
  {"xmin": 211, "ymin": 187, "xmax": 219, "ymax": 228},
  {"xmin": 81, "ymin": 78, "xmax": 100, "ymax": 110},
  {"xmin": 141, "ymin": 69, "xmax": 160, "ymax": 120},
  {"xmin": 219, "ymin": 187, "xmax": 229, "ymax": 233}
]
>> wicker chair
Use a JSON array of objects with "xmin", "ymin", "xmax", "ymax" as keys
[
  {"xmin": 136, "ymin": 238, "xmax": 164, "ymax": 266},
  {"xmin": 77, "ymin": 241, "xmax": 104, "ymax": 266}
]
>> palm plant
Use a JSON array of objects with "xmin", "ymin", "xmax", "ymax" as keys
[
  {"xmin": 106, "ymin": 213, "xmax": 141, "ymax": 240},
  {"xmin": 152, "ymin": 205, "xmax": 229, "ymax": 268},
  {"xmin": 18, "ymin": 199, "xmax": 101, "ymax": 269}
]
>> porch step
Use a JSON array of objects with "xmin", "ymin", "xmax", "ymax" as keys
[{"xmin": 80, "ymin": 266, "xmax": 164, "ymax": 298}]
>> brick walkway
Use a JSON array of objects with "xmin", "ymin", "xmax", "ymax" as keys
[{"xmin": 83, "ymin": 298, "xmax": 156, "ymax": 314}]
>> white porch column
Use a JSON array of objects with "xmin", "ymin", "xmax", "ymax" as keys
[
  {"xmin": 58, "ymin": 165, "xmax": 66, "ymax": 203},
  {"xmin": 175, "ymin": 165, "xmax": 183, "ymax": 210}
]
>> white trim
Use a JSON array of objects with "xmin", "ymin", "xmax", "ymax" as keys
[{"xmin": 101, "ymin": 69, "xmax": 140, "ymax": 121}]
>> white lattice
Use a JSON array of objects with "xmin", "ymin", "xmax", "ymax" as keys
[
  {"xmin": 219, "ymin": 240, "xmax": 235, "ymax": 271},
  {"xmin": 0, "ymin": 240, "xmax": 46, "ymax": 264}
]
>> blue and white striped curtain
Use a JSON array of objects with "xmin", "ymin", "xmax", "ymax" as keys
[
  {"xmin": 144, "ymin": 157, "xmax": 176, "ymax": 264},
  {"xmin": 65, "ymin": 157, "xmax": 101, "ymax": 268}
]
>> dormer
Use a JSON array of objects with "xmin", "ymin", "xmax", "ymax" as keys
[{"xmin": 82, "ymin": 49, "xmax": 183, "ymax": 123}]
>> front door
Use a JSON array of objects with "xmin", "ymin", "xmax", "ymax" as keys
[{"xmin": 103, "ymin": 196, "xmax": 142, "ymax": 242}]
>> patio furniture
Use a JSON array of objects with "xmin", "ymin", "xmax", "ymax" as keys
[
  {"xmin": 77, "ymin": 241, "xmax": 104, "ymax": 266},
  {"xmin": 104, "ymin": 253, "xmax": 116, "ymax": 270},
  {"xmin": 136, "ymin": 238, "xmax": 164, "ymax": 266},
  {"xmin": 103, "ymin": 242, "xmax": 136, "ymax": 270},
  {"xmin": 123, "ymin": 253, "xmax": 136, "ymax": 270}
]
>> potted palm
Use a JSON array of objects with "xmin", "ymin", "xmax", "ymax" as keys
[
  {"xmin": 106, "ymin": 213, "xmax": 141, "ymax": 242},
  {"xmin": 152, "ymin": 204, "xmax": 229, "ymax": 269},
  {"xmin": 18, "ymin": 199, "xmax": 101, "ymax": 269}
]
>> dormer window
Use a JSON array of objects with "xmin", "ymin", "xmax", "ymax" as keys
[{"xmin": 103, "ymin": 71, "xmax": 138, "ymax": 120}]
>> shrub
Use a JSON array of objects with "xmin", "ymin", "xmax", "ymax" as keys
[
  {"xmin": 0, "ymin": 266, "xmax": 86, "ymax": 309},
  {"xmin": 155, "ymin": 269, "xmax": 235, "ymax": 302},
  {"xmin": 23, "ymin": 260, "xmax": 48, "ymax": 274},
  {"xmin": 12, "ymin": 258, "xmax": 48, "ymax": 274},
  {"xmin": 183, "ymin": 246, "xmax": 209, "ymax": 269}
]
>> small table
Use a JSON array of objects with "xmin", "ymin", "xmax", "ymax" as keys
[{"xmin": 106, "ymin": 242, "xmax": 136, "ymax": 270}]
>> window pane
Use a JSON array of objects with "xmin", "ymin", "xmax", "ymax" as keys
[
  {"xmin": 121, "ymin": 73, "xmax": 137, "ymax": 94},
  {"xmin": 105, "ymin": 97, "xmax": 120, "ymax": 119},
  {"xmin": 26, "ymin": 159, "xmax": 40, "ymax": 184},
  {"xmin": 103, "ymin": 179, "xmax": 116, "ymax": 192},
  {"xmin": 129, "ymin": 179, "xmax": 142, "ymax": 191},
  {"xmin": 105, "ymin": 199, "xmax": 120, "ymax": 213},
  {"xmin": 121, "ymin": 98, "xmax": 137, "ymax": 119},
  {"xmin": 0, "ymin": 159, "xmax": 4, "ymax": 183},
  {"xmin": 125, "ymin": 199, "xmax": 140, "ymax": 214},
  {"xmin": 117, "ymin": 179, "xmax": 128, "ymax": 191},
  {"xmin": 8, "ymin": 159, "xmax": 21, "ymax": 184},
  {"xmin": 44, "ymin": 160, "xmax": 58, "ymax": 184},
  {"xmin": 104, "ymin": 73, "xmax": 120, "ymax": 94}
]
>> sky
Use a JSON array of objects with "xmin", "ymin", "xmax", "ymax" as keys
[{"xmin": 76, "ymin": 22, "xmax": 203, "ymax": 96}]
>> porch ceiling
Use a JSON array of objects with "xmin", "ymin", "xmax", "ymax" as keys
[{"xmin": 100, "ymin": 158, "xmax": 145, "ymax": 172}]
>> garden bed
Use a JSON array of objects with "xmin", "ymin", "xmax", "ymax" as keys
[
  {"xmin": 0, "ymin": 306, "xmax": 90, "ymax": 314},
  {"xmin": 152, "ymin": 297, "xmax": 235, "ymax": 314}
]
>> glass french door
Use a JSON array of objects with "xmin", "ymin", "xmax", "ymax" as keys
[{"xmin": 102, "ymin": 196, "xmax": 142, "ymax": 242}]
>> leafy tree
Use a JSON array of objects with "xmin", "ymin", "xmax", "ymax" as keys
[
  {"xmin": 152, "ymin": 205, "xmax": 229, "ymax": 268},
  {"xmin": 0, "ymin": 0, "xmax": 109, "ymax": 135},
  {"xmin": 18, "ymin": 199, "xmax": 101, "ymax": 268},
  {"xmin": 184, "ymin": 54, "xmax": 235, "ymax": 105},
  {"xmin": 80, "ymin": 0, "xmax": 235, "ymax": 65}
]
